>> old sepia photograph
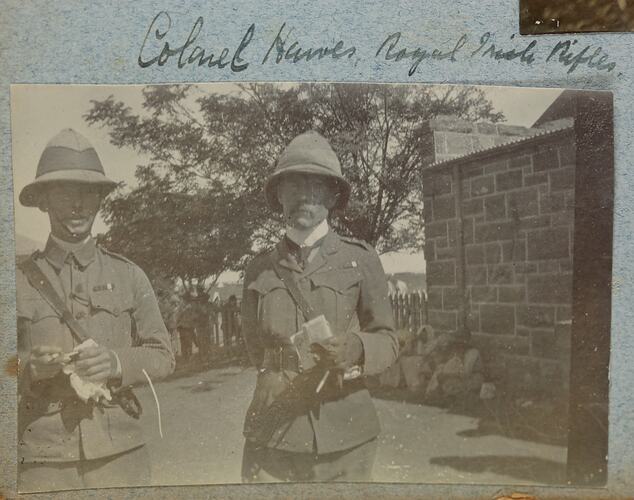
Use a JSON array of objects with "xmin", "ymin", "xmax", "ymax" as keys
[
  {"xmin": 520, "ymin": 0, "xmax": 634, "ymax": 33},
  {"xmin": 10, "ymin": 82, "xmax": 613, "ymax": 492}
]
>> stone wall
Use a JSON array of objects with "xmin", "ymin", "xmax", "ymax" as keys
[{"xmin": 422, "ymin": 117, "xmax": 576, "ymax": 395}]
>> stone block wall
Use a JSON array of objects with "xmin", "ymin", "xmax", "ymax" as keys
[
  {"xmin": 427, "ymin": 115, "xmax": 539, "ymax": 164},
  {"xmin": 422, "ymin": 117, "xmax": 576, "ymax": 395}
]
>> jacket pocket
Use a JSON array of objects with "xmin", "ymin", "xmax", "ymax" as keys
[
  {"xmin": 310, "ymin": 268, "xmax": 362, "ymax": 294},
  {"xmin": 247, "ymin": 271, "xmax": 296, "ymax": 342},
  {"xmin": 27, "ymin": 301, "xmax": 72, "ymax": 351},
  {"xmin": 88, "ymin": 290, "xmax": 134, "ymax": 347},
  {"xmin": 309, "ymin": 269, "xmax": 363, "ymax": 335}
]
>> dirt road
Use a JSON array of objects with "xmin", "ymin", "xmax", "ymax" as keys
[{"xmin": 135, "ymin": 363, "xmax": 567, "ymax": 486}]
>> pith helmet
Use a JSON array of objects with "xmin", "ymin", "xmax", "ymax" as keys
[
  {"xmin": 19, "ymin": 128, "xmax": 117, "ymax": 207},
  {"xmin": 265, "ymin": 131, "xmax": 351, "ymax": 212}
]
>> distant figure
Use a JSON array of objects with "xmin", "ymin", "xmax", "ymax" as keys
[
  {"xmin": 222, "ymin": 295, "xmax": 240, "ymax": 353},
  {"xmin": 177, "ymin": 293, "xmax": 198, "ymax": 361},
  {"xmin": 157, "ymin": 290, "xmax": 180, "ymax": 354},
  {"xmin": 195, "ymin": 288, "xmax": 212, "ymax": 364},
  {"xmin": 210, "ymin": 293, "xmax": 222, "ymax": 347},
  {"xmin": 168, "ymin": 293, "xmax": 182, "ymax": 356}
]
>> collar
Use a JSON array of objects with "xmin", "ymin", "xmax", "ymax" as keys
[
  {"xmin": 277, "ymin": 229, "xmax": 341, "ymax": 274},
  {"xmin": 285, "ymin": 219, "xmax": 329, "ymax": 248},
  {"xmin": 44, "ymin": 234, "xmax": 97, "ymax": 270}
]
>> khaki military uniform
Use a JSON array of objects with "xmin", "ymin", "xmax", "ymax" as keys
[
  {"xmin": 17, "ymin": 236, "xmax": 175, "ymax": 489},
  {"xmin": 241, "ymin": 230, "xmax": 398, "ymax": 481}
]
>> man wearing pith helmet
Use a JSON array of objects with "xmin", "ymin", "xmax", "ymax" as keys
[
  {"xmin": 241, "ymin": 131, "xmax": 399, "ymax": 482},
  {"xmin": 16, "ymin": 129, "xmax": 174, "ymax": 491}
]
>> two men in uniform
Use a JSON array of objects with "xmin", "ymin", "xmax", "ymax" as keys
[
  {"xmin": 240, "ymin": 131, "xmax": 399, "ymax": 482},
  {"xmin": 16, "ymin": 129, "xmax": 175, "ymax": 490},
  {"xmin": 16, "ymin": 127, "xmax": 398, "ymax": 488}
]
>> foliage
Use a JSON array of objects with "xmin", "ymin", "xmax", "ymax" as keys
[
  {"xmin": 98, "ymin": 165, "xmax": 254, "ymax": 288},
  {"xmin": 86, "ymin": 83, "xmax": 503, "ymax": 283}
]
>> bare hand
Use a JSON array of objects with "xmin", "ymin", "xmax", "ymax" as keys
[
  {"xmin": 29, "ymin": 345, "xmax": 64, "ymax": 381},
  {"xmin": 74, "ymin": 345, "xmax": 118, "ymax": 383}
]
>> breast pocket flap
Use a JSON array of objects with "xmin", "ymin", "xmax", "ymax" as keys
[
  {"xmin": 30, "ymin": 300, "xmax": 60, "ymax": 323},
  {"xmin": 89, "ymin": 291, "xmax": 131, "ymax": 317},
  {"xmin": 310, "ymin": 269, "xmax": 362, "ymax": 293}
]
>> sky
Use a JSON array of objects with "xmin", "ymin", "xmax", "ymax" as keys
[{"xmin": 10, "ymin": 83, "xmax": 563, "ymax": 279}]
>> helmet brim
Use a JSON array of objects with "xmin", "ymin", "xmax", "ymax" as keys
[
  {"xmin": 264, "ymin": 164, "xmax": 351, "ymax": 212},
  {"xmin": 19, "ymin": 169, "xmax": 118, "ymax": 207}
]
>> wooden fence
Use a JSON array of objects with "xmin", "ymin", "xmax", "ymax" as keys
[
  {"xmin": 195, "ymin": 293, "xmax": 428, "ymax": 341},
  {"xmin": 389, "ymin": 292, "xmax": 428, "ymax": 333}
]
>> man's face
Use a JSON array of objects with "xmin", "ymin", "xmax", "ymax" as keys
[
  {"xmin": 277, "ymin": 173, "xmax": 337, "ymax": 230},
  {"xmin": 40, "ymin": 183, "xmax": 103, "ymax": 242}
]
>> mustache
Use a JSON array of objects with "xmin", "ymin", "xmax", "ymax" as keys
[
  {"xmin": 290, "ymin": 203, "xmax": 316, "ymax": 212},
  {"xmin": 68, "ymin": 209, "xmax": 94, "ymax": 217},
  {"xmin": 62, "ymin": 213, "xmax": 94, "ymax": 223},
  {"xmin": 286, "ymin": 207, "xmax": 315, "ymax": 220}
]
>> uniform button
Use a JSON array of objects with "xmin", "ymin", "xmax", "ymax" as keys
[
  {"xmin": 75, "ymin": 311, "xmax": 86, "ymax": 320},
  {"xmin": 113, "ymin": 307, "xmax": 120, "ymax": 315}
]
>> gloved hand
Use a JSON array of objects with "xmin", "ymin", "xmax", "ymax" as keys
[
  {"xmin": 311, "ymin": 333, "xmax": 364, "ymax": 370},
  {"xmin": 28, "ymin": 345, "xmax": 65, "ymax": 382}
]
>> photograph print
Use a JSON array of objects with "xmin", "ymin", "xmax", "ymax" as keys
[{"xmin": 11, "ymin": 82, "xmax": 613, "ymax": 492}]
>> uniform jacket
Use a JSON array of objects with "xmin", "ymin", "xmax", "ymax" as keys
[
  {"xmin": 17, "ymin": 236, "xmax": 175, "ymax": 463},
  {"xmin": 241, "ymin": 230, "xmax": 399, "ymax": 454}
]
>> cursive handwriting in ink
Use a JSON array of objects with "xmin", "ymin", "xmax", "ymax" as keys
[
  {"xmin": 471, "ymin": 33, "xmax": 536, "ymax": 65},
  {"xmin": 375, "ymin": 33, "xmax": 468, "ymax": 76},
  {"xmin": 138, "ymin": 11, "xmax": 254, "ymax": 72},
  {"xmin": 546, "ymin": 40, "xmax": 616, "ymax": 74},
  {"xmin": 262, "ymin": 23, "xmax": 356, "ymax": 64}
]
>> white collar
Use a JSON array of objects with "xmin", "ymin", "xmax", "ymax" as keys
[{"xmin": 286, "ymin": 219, "xmax": 329, "ymax": 248}]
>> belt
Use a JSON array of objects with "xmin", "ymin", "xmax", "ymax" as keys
[{"xmin": 262, "ymin": 346, "xmax": 300, "ymax": 372}]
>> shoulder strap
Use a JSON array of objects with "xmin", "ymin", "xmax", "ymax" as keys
[
  {"xmin": 18, "ymin": 257, "xmax": 90, "ymax": 344},
  {"xmin": 99, "ymin": 245, "xmax": 135, "ymax": 265},
  {"xmin": 270, "ymin": 257, "xmax": 318, "ymax": 321}
]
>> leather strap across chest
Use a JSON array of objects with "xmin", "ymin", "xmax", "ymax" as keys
[
  {"xmin": 19, "ymin": 256, "xmax": 90, "ymax": 344},
  {"xmin": 270, "ymin": 257, "xmax": 318, "ymax": 322}
]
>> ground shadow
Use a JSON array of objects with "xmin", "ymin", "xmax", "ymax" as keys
[
  {"xmin": 430, "ymin": 454, "xmax": 567, "ymax": 484},
  {"xmin": 176, "ymin": 370, "xmax": 249, "ymax": 393},
  {"xmin": 178, "ymin": 379, "xmax": 224, "ymax": 393},
  {"xmin": 369, "ymin": 383, "xmax": 568, "ymax": 447},
  {"xmin": 163, "ymin": 355, "xmax": 250, "ymax": 383}
]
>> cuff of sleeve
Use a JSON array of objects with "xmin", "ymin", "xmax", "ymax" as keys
[
  {"xmin": 112, "ymin": 348, "xmax": 136, "ymax": 388},
  {"xmin": 354, "ymin": 331, "xmax": 399, "ymax": 376},
  {"xmin": 347, "ymin": 333, "xmax": 365, "ymax": 366},
  {"xmin": 108, "ymin": 350, "xmax": 123, "ymax": 388},
  {"xmin": 113, "ymin": 347, "xmax": 174, "ymax": 388}
]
